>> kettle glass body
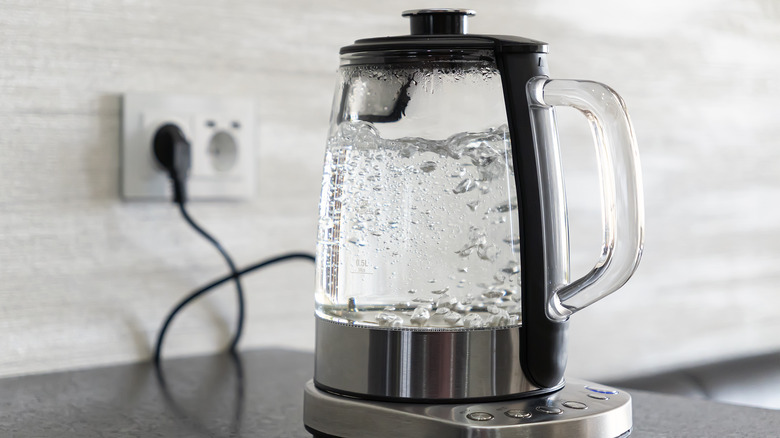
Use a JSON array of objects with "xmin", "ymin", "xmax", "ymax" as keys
[{"xmin": 316, "ymin": 54, "xmax": 528, "ymax": 330}]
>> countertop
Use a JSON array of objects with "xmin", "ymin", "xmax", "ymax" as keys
[{"xmin": 0, "ymin": 349, "xmax": 778, "ymax": 437}]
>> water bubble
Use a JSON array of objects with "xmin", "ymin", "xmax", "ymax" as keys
[
  {"xmin": 482, "ymin": 288, "xmax": 506, "ymax": 300},
  {"xmin": 348, "ymin": 237, "xmax": 367, "ymax": 247},
  {"xmin": 472, "ymin": 152, "xmax": 497, "ymax": 168},
  {"xmin": 494, "ymin": 200, "xmax": 517, "ymax": 213},
  {"xmin": 407, "ymin": 289, "xmax": 418, "ymax": 294},
  {"xmin": 458, "ymin": 267, "xmax": 469, "ymax": 273},
  {"xmin": 469, "ymin": 226, "xmax": 487, "ymax": 244},
  {"xmin": 463, "ymin": 314, "xmax": 484, "ymax": 328},
  {"xmin": 477, "ymin": 244, "xmax": 499, "ymax": 262},
  {"xmin": 503, "ymin": 235, "xmax": 520, "ymax": 249},
  {"xmin": 435, "ymin": 307, "xmax": 451, "ymax": 315},
  {"xmin": 410, "ymin": 307, "xmax": 431, "ymax": 326},
  {"xmin": 501, "ymin": 262, "xmax": 521, "ymax": 275},
  {"xmin": 431, "ymin": 287, "xmax": 450, "ymax": 295},
  {"xmin": 454, "ymin": 303, "xmax": 472, "ymax": 313},
  {"xmin": 466, "ymin": 201, "xmax": 480, "ymax": 211},
  {"xmin": 338, "ymin": 120, "xmax": 380, "ymax": 144},
  {"xmin": 376, "ymin": 312, "xmax": 403, "ymax": 327},
  {"xmin": 419, "ymin": 161, "xmax": 437, "ymax": 173},
  {"xmin": 455, "ymin": 246, "xmax": 474, "ymax": 257},
  {"xmin": 444, "ymin": 312, "xmax": 463, "ymax": 325},
  {"xmin": 500, "ymin": 287, "xmax": 520, "ymax": 301},
  {"xmin": 436, "ymin": 296, "xmax": 458, "ymax": 309},
  {"xmin": 486, "ymin": 309, "xmax": 511, "ymax": 327},
  {"xmin": 388, "ymin": 221, "xmax": 399, "ymax": 229},
  {"xmin": 452, "ymin": 178, "xmax": 476, "ymax": 194}
]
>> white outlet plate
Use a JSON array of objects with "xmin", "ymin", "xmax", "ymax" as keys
[{"xmin": 121, "ymin": 93, "xmax": 255, "ymax": 201}]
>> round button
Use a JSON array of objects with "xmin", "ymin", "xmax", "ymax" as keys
[
  {"xmin": 563, "ymin": 401, "xmax": 588, "ymax": 410},
  {"xmin": 585, "ymin": 386, "xmax": 618, "ymax": 395},
  {"xmin": 587, "ymin": 393, "xmax": 609, "ymax": 400},
  {"xmin": 535, "ymin": 406, "xmax": 563, "ymax": 415},
  {"xmin": 467, "ymin": 412, "xmax": 494, "ymax": 421},
  {"xmin": 505, "ymin": 409, "xmax": 532, "ymax": 419}
]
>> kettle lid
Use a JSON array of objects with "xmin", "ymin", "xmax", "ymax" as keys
[
  {"xmin": 402, "ymin": 8, "xmax": 476, "ymax": 35},
  {"xmin": 340, "ymin": 9, "xmax": 547, "ymax": 56}
]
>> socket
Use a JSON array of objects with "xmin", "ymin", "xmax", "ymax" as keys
[{"xmin": 121, "ymin": 93, "xmax": 255, "ymax": 201}]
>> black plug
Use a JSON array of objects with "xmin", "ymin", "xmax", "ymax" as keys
[
  {"xmin": 153, "ymin": 123, "xmax": 191, "ymax": 204},
  {"xmin": 151, "ymin": 124, "xmax": 248, "ymax": 359}
]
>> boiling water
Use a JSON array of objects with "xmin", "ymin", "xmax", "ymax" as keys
[{"xmin": 316, "ymin": 121, "xmax": 522, "ymax": 329}]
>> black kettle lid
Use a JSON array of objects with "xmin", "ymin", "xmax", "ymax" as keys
[{"xmin": 340, "ymin": 9, "xmax": 547, "ymax": 55}]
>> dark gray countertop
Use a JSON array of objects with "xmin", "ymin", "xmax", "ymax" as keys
[{"xmin": 0, "ymin": 349, "xmax": 778, "ymax": 437}]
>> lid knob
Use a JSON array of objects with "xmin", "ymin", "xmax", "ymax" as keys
[{"xmin": 402, "ymin": 9, "xmax": 476, "ymax": 35}]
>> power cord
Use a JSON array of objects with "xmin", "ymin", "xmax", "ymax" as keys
[
  {"xmin": 153, "ymin": 252, "xmax": 315, "ymax": 365},
  {"xmin": 151, "ymin": 123, "xmax": 315, "ymax": 365}
]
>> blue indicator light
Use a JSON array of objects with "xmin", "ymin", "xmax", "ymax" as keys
[{"xmin": 585, "ymin": 386, "xmax": 619, "ymax": 395}]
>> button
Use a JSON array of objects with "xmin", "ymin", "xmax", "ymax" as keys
[
  {"xmin": 585, "ymin": 386, "xmax": 618, "ymax": 394},
  {"xmin": 587, "ymin": 393, "xmax": 609, "ymax": 400},
  {"xmin": 505, "ymin": 409, "xmax": 532, "ymax": 419},
  {"xmin": 467, "ymin": 412, "xmax": 494, "ymax": 421},
  {"xmin": 535, "ymin": 406, "xmax": 563, "ymax": 415},
  {"xmin": 563, "ymin": 401, "xmax": 588, "ymax": 410}
]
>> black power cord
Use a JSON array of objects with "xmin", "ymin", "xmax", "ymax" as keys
[
  {"xmin": 151, "ymin": 123, "xmax": 315, "ymax": 365},
  {"xmin": 153, "ymin": 253, "xmax": 315, "ymax": 364}
]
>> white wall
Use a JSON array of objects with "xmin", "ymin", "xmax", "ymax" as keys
[{"xmin": 1, "ymin": 0, "xmax": 778, "ymax": 380}]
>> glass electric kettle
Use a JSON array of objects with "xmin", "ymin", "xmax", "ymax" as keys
[{"xmin": 312, "ymin": 8, "xmax": 643, "ymax": 402}]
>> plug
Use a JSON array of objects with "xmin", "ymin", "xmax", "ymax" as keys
[{"xmin": 153, "ymin": 123, "xmax": 191, "ymax": 204}]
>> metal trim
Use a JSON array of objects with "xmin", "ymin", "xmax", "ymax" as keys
[
  {"xmin": 304, "ymin": 379, "xmax": 633, "ymax": 438},
  {"xmin": 314, "ymin": 317, "xmax": 547, "ymax": 401}
]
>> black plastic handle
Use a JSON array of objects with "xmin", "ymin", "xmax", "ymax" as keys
[{"xmin": 493, "ymin": 43, "xmax": 569, "ymax": 390}]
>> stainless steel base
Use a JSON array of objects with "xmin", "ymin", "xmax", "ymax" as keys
[
  {"xmin": 314, "ymin": 317, "xmax": 547, "ymax": 400},
  {"xmin": 304, "ymin": 378, "xmax": 632, "ymax": 438}
]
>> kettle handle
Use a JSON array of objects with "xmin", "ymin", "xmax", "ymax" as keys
[{"xmin": 527, "ymin": 77, "xmax": 645, "ymax": 321}]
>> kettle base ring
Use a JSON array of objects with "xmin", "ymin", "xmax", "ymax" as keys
[
  {"xmin": 304, "ymin": 378, "xmax": 632, "ymax": 438},
  {"xmin": 313, "ymin": 316, "xmax": 547, "ymax": 401}
]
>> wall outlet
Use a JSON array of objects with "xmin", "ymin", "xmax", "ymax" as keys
[{"xmin": 121, "ymin": 93, "xmax": 255, "ymax": 201}]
